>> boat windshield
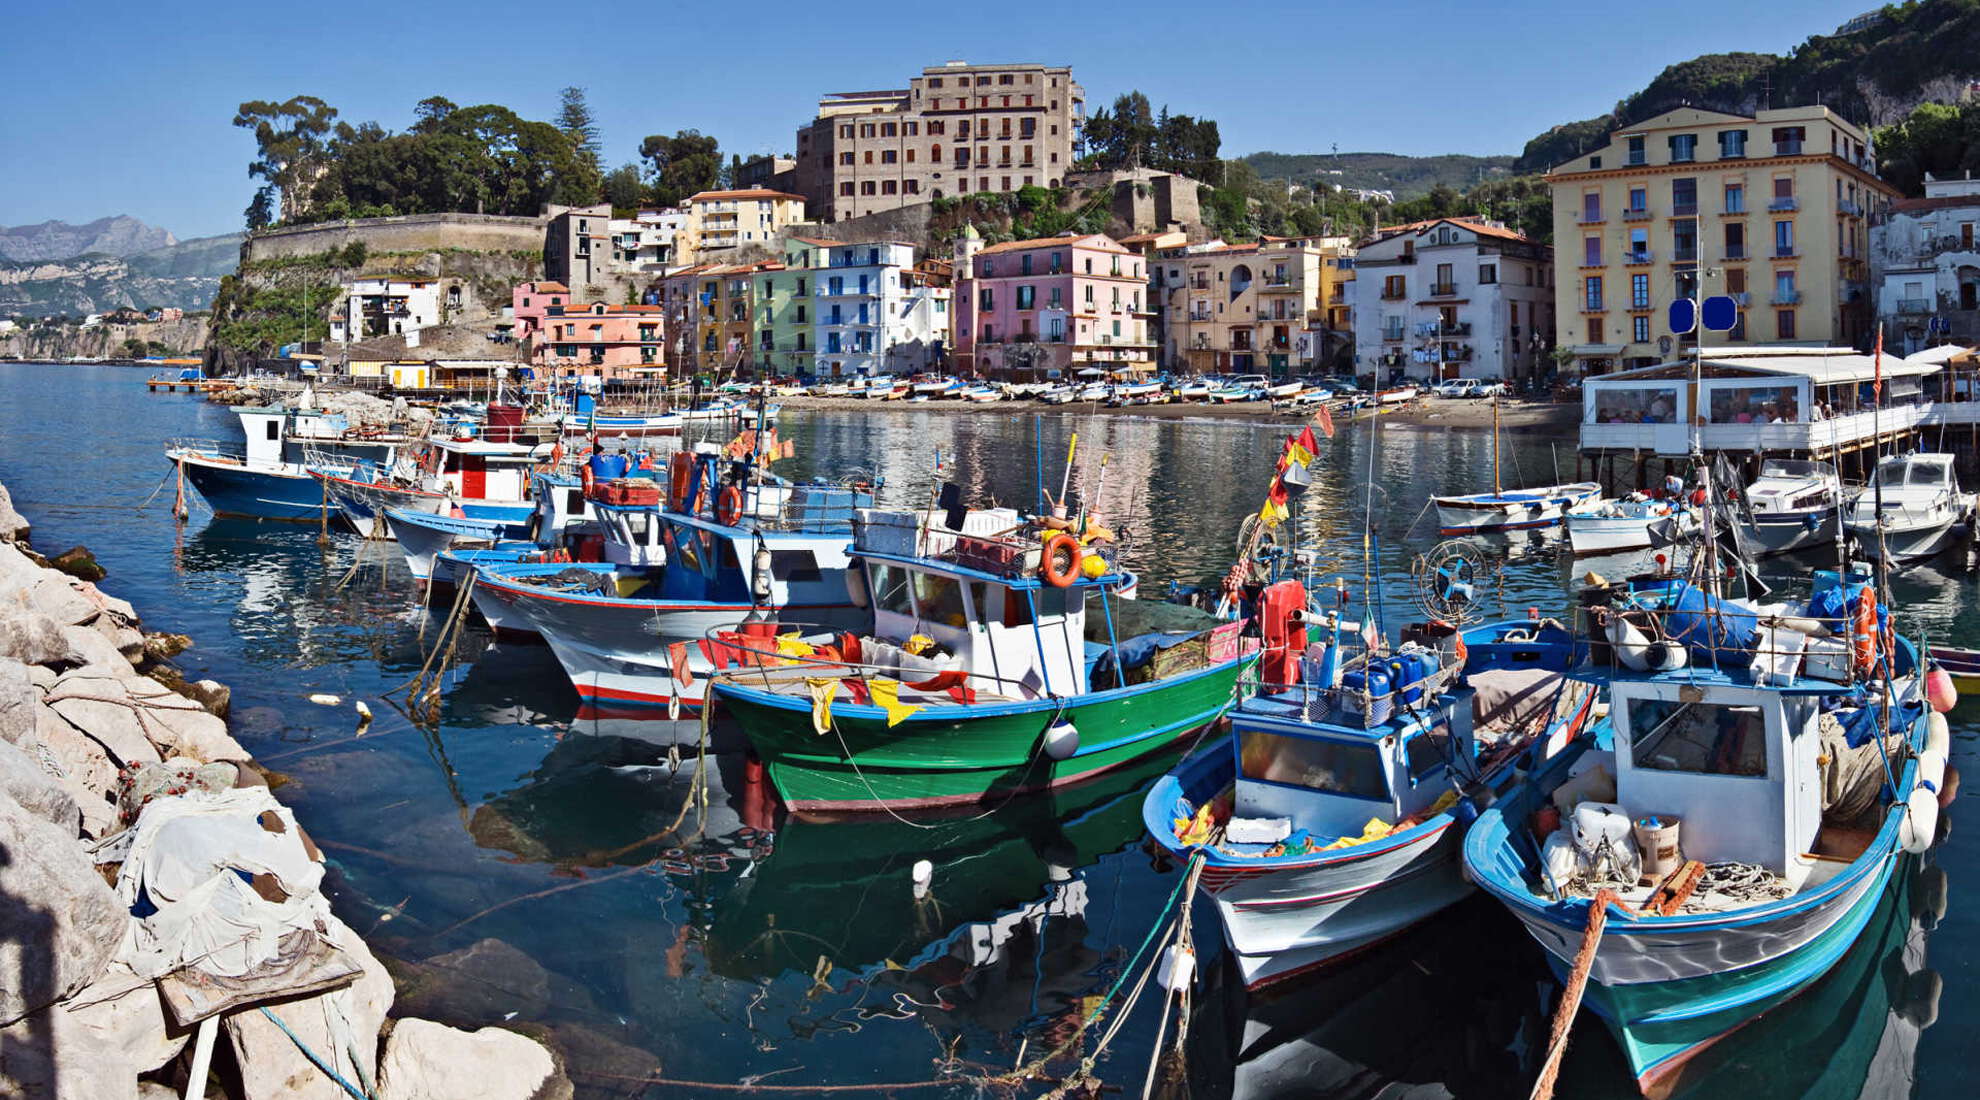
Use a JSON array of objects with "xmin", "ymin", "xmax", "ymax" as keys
[
  {"xmin": 1627, "ymin": 698, "xmax": 1768, "ymax": 777},
  {"xmin": 1239, "ymin": 730, "xmax": 1388, "ymax": 799},
  {"xmin": 1871, "ymin": 457, "xmax": 1950, "ymax": 489},
  {"xmin": 1759, "ymin": 459, "xmax": 1831, "ymax": 480}
]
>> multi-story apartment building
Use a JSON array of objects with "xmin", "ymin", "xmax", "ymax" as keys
[
  {"xmin": 1349, "ymin": 216, "xmax": 1555, "ymax": 384},
  {"xmin": 1117, "ymin": 230, "xmax": 1189, "ymax": 369},
  {"xmin": 803, "ymin": 240, "xmax": 951, "ymax": 377},
  {"xmin": 793, "ymin": 61, "xmax": 1084, "ymax": 222},
  {"xmin": 1548, "ymin": 105, "xmax": 1895, "ymax": 374},
  {"xmin": 1872, "ymin": 171, "xmax": 1980, "ymax": 353},
  {"xmin": 524, "ymin": 301, "xmax": 666, "ymax": 382},
  {"xmin": 1151, "ymin": 235, "xmax": 1355, "ymax": 376},
  {"xmin": 328, "ymin": 277, "xmax": 445, "ymax": 343},
  {"xmin": 608, "ymin": 209, "xmax": 686, "ymax": 273},
  {"xmin": 951, "ymin": 229, "xmax": 1155, "ymax": 379},
  {"xmin": 678, "ymin": 190, "xmax": 806, "ymax": 264},
  {"xmin": 544, "ymin": 204, "xmax": 614, "ymax": 289}
]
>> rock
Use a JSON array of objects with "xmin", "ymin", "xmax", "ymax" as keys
[
  {"xmin": 0, "ymin": 734, "xmax": 80, "ymax": 831},
  {"xmin": 63, "ymin": 623, "xmax": 132, "ymax": 676},
  {"xmin": 0, "ymin": 657, "xmax": 33, "ymax": 745},
  {"xmin": 45, "ymin": 674, "xmax": 163, "ymax": 769},
  {"xmin": 0, "ymin": 611, "xmax": 76, "ymax": 666},
  {"xmin": 377, "ymin": 1019, "xmax": 570, "ymax": 1100},
  {"xmin": 28, "ymin": 663, "xmax": 54, "ymax": 691},
  {"xmin": 0, "ymin": 982, "xmax": 188, "ymax": 1100},
  {"xmin": 223, "ymin": 916, "xmax": 394, "ymax": 1100},
  {"xmin": 48, "ymin": 545, "xmax": 106, "ymax": 583},
  {"xmin": 116, "ymin": 679, "xmax": 247, "ymax": 764},
  {"xmin": 142, "ymin": 632, "xmax": 192, "ymax": 662},
  {"xmin": 90, "ymin": 614, "xmax": 146, "ymax": 662},
  {"xmin": 30, "ymin": 704, "xmax": 119, "ymax": 836},
  {"xmin": 0, "ymin": 792, "xmax": 126, "ymax": 1024},
  {"xmin": 0, "ymin": 481, "xmax": 28, "ymax": 542},
  {"xmin": 0, "ymin": 547, "xmax": 103, "ymax": 625},
  {"xmin": 178, "ymin": 679, "xmax": 231, "ymax": 720}
]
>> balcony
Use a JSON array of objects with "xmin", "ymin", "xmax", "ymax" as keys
[
  {"xmin": 1723, "ymin": 246, "xmax": 1748, "ymax": 261},
  {"xmin": 1263, "ymin": 276, "xmax": 1293, "ymax": 288},
  {"xmin": 1771, "ymin": 290, "xmax": 1802, "ymax": 305},
  {"xmin": 1622, "ymin": 207, "xmax": 1653, "ymax": 221},
  {"xmin": 1429, "ymin": 282, "xmax": 1458, "ymax": 296},
  {"xmin": 1772, "ymin": 248, "xmax": 1797, "ymax": 259},
  {"xmin": 1768, "ymin": 197, "xmax": 1799, "ymax": 212},
  {"xmin": 1580, "ymin": 300, "xmax": 1606, "ymax": 313},
  {"xmin": 1382, "ymin": 330, "xmax": 1405, "ymax": 343},
  {"xmin": 1672, "ymin": 249, "xmax": 1699, "ymax": 264},
  {"xmin": 1624, "ymin": 250, "xmax": 1654, "ymax": 265},
  {"xmin": 1579, "ymin": 211, "xmax": 1605, "ymax": 224},
  {"xmin": 1775, "ymin": 141, "xmax": 1803, "ymax": 156},
  {"xmin": 1626, "ymin": 153, "xmax": 1647, "ymax": 167},
  {"xmin": 1730, "ymin": 292, "xmax": 1751, "ymax": 307},
  {"xmin": 1898, "ymin": 297, "xmax": 1933, "ymax": 314},
  {"xmin": 1722, "ymin": 204, "xmax": 1746, "ymax": 216},
  {"xmin": 1671, "ymin": 202, "xmax": 1699, "ymax": 217},
  {"xmin": 1380, "ymin": 288, "xmax": 1407, "ymax": 301}
]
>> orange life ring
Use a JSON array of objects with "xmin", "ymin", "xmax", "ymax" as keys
[
  {"xmin": 1851, "ymin": 587, "xmax": 1878, "ymax": 676},
  {"xmin": 715, "ymin": 484, "xmax": 744, "ymax": 526},
  {"xmin": 1041, "ymin": 533, "xmax": 1082, "ymax": 588},
  {"xmin": 667, "ymin": 452, "xmax": 694, "ymax": 511}
]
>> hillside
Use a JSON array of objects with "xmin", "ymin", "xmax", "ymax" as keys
[
  {"xmin": 0, "ymin": 215, "xmax": 176, "ymax": 262},
  {"xmin": 0, "ymin": 233, "xmax": 243, "ymax": 316},
  {"xmin": 1518, "ymin": 0, "xmax": 1980, "ymax": 172},
  {"xmin": 1241, "ymin": 152, "xmax": 1518, "ymax": 198}
]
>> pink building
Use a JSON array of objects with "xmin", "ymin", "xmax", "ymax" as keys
[
  {"xmin": 528, "ymin": 301, "xmax": 667, "ymax": 381},
  {"xmin": 511, "ymin": 281, "xmax": 571, "ymax": 345},
  {"xmin": 951, "ymin": 230, "xmax": 1155, "ymax": 379}
]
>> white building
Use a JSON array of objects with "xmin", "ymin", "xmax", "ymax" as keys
[
  {"xmin": 328, "ymin": 277, "xmax": 444, "ymax": 342},
  {"xmin": 1871, "ymin": 172, "xmax": 1980, "ymax": 354},
  {"xmin": 809, "ymin": 241, "xmax": 950, "ymax": 377},
  {"xmin": 608, "ymin": 209, "xmax": 687, "ymax": 273},
  {"xmin": 1348, "ymin": 216, "xmax": 1555, "ymax": 384}
]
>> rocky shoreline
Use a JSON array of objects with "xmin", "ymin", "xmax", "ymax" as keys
[{"xmin": 0, "ymin": 478, "xmax": 569, "ymax": 1099}]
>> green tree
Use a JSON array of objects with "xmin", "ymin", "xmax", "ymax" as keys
[
  {"xmin": 411, "ymin": 95, "xmax": 458, "ymax": 134},
  {"xmin": 603, "ymin": 163, "xmax": 646, "ymax": 209},
  {"xmin": 234, "ymin": 95, "xmax": 340, "ymax": 225},
  {"xmin": 556, "ymin": 86, "xmax": 603, "ymax": 175},
  {"xmin": 1875, "ymin": 99, "xmax": 1980, "ymax": 196},
  {"xmin": 639, "ymin": 130, "xmax": 721, "ymax": 206}
]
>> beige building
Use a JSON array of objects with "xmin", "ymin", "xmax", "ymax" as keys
[
  {"xmin": 679, "ymin": 189, "xmax": 807, "ymax": 264},
  {"xmin": 1157, "ymin": 238, "xmax": 1345, "ymax": 377},
  {"xmin": 793, "ymin": 61, "xmax": 1084, "ymax": 222},
  {"xmin": 1548, "ymin": 105, "xmax": 1895, "ymax": 374}
]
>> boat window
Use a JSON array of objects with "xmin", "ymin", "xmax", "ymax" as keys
[
  {"xmin": 1239, "ymin": 730, "xmax": 1389, "ymax": 800},
  {"xmin": 1871, "ymin": 457, "xmax": 1906, "ymax": 488},
  {"xmin": 1759, "ymin": 458, "xmax": 1829, "ymax": 480},
  {"xmin": 770, "ymin": 550, "xmax": 822, "ymax": 583},
  {"xmin": 1404, "ymin": 725, "xmax": 1452, "ymax": 784},
  {"xmin": 1627, "ymin": 699, "xmax": 1768, "ymax": 777},
  {"xmin": 564, "ymin": 488, "xmax": 584, "ymax": 513},
  {"xmin": 622, "ymin": 511, "xmax": 654, "ymax": 544},
  {"xmin": 912, "ymin": 572, "xmax": 972, "ymax": 628},
  {"xmin": 1910, "ymin": 462, "xmax": 1949, "ymax": 487},
  {"xmin": 869, "ymin": 563, "xmax": 916, "ymax": 617}
]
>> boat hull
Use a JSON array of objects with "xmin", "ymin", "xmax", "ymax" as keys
[
  {"xmin": 173, "ymin": 453, "xmax": 332, "ymax": 522},
  {"xmin": 1737, "ymin": 508, "xmax": 1840, "ymax": 555},
  {"xmin": 1435, "ymin": 483, "xmax": 1600, "ymax": 535},
  {"xmin": 385, "ymin": 509, "xmax": 518, "ymax": 581},
  {"xmin": 1846, "ymin": 517, "xmax": 1961, "ymax": 562},
  {"xmin": 1566, "ymin": 514, "xmax": 1669, "ymax": 555},
  {"xmin": 716, "ymin": 656, "xmax": 1251, "ymax": 812}
]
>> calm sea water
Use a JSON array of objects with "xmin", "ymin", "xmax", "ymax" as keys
[{"xmin": 0, "ymin": 362, "xmax": 1971, "ymax": 1098}]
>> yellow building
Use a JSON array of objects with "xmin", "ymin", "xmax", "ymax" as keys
[
  {"xmin": 680, "ymin": 190, "xmax": 807, "ymax": 264},
  {"xmin": 1154, "ymin": 235, "xmax": 1351, "ymax": 376},
  {"xmin": 1547, "ymin": 105, "xmax": 1894, "ymax": 374}
]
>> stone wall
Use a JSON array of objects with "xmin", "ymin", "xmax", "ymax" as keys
[
  {"xmin": 788, "ymin": 204, "xmax": 935, "ymax": 251},
  {"xmin": 1064, "ymin": 169, "xmax": 1205, "ymax": 235},
  {"xmin": 243, "ymin": 213, "xmax": 548, "ymax": 264}
]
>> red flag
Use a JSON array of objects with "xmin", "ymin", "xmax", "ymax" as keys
[
  {"xmin": 1872, "ymin": 326, "xmax": 1883, "ymax": 405},
  {"xmin": 1314, "ymin": 404, "xmax": 1336, "ymax": 439},
  {"xmin": 1267, "ymin": 475, "xmax": 1289, "ymax": 506},
  {"xmin": 1297, "ymin": 425, "xmax": 1319, "ymax": 454}
]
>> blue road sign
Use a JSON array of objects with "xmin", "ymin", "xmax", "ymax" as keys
[
  {"xmin": 1668, "ymin": 298, "xmax": 1697, "ymax": 335},
  {"xmin": 1701, "ymin": 294, "xmax": 1738, "ymax": 332}
]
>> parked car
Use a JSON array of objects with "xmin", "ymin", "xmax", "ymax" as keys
[
  {"xmin": 1467, "ymin": 380, "xmax": 1507, "ymax": 399},
  {"xmin": 1432, "ymin": 378, "xmax": 1480, "ymax": 398}
]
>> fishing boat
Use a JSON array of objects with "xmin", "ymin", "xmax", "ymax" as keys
[
  {"xmin": 382, "ymin": 471, "xmax": 596, "ymax": 583},
  {"xmin": 1375, "ymin": 385, "xmax": 1419, "ymax": 405},
  {"xmin": 1843, "ymin": 452, "xmax": 1975, "ymax": 563},
  {"xmin": 1432, "ymin": 398, "xmax": 1599, "ymax": 534},
  {"xmin": 310, "ymin": 436, "xmax": 554, "ymax": 533},
  {"xmin": 962, "ymin": 384, "xmax": 1003, "ymax": 403},
  {"xmin": 911, "ymin": 376, "xmax": 957, "ymax": 398},
  {"xmin": 1146, "ymin": 600, "xmax": 1596, "ymax": 990},
  {"xmin": 1565, "ymin": 495, "xmax": 1699, "ymax": 556},
  {"xmin": 854, "ymin": 375, "xmax": 894, "ymax": 399},
  {"xmin": 1175, "ymin": 379, "xmax": 1213, "ymax": 401},
  {"xmin": 166, "ymin": 404, "xmax": 405, "ymax": 522},
  {"xmin": 1076, "ymin": 382, "xmax": 1111, "ymax": 402},
  {"xmin": 1736, "ymin": 458, "xmax": 1848, "ymax": 556},
  {"xmin": 709, "ymin": 507, "xmax": 1253, "ymax": 812},
  {"xmin": 1928, "ymin": 644, "xmax": 1980, "ymax": 695},
  {"xmin": 470, "ymin": 451, "xmax": 869, "ymax": 715},
  {"xmin": 1111, "ymin": 380, "xmax": 1163, "ymax": 404},
  {"xmin": 1463, "ymin": 569, "xmax": 1953, "ymax": 1094},
  {"xmin": 1040, "ymin": 384, "xmax": 1077, "ymax": 405},
  {"xmin": 1265, "ymin": 380, "xmax": 1307, "ymax": 400},
  {"xmin": 557, "ymin": 410, "xmax": 682, "ymax": 437}
]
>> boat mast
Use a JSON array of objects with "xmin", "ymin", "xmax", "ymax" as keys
[{"xmin": 1491, "ymin": 396, "xmax": 1502, "ymax": 496}]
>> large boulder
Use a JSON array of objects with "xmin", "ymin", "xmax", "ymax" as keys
[
  {"xmin": 0, "ymin": 481, "xmax": 28, "ymax": 543},
  {"xmin": 47, "ymin": 546, "xmax": 106, "ymax": 583},
  {"xmin": 0, "ymin": 981, "xmax": 188, "ymax": 1100},
  {"xmin": 35, "ymin": 703, "xmax": 121, "ymax": 834},
  {"xmin": 222, "ymin": 916, "xmax": 394, "ymax": 1100},
  {"xmin": 0, "ymin": 735, "xmax": 80, "ymax": 831},
  {"xmin": 44, "ymin": 674, "xmax": 163, "ymax": 770},
  {"xmin": 0, "ymin": 611, "xmax": 76, "ymax": 666},
  {"xmin": 0, "ymin": 657, "xmax": 33, "ymax": 746},
  {"xmin": 0, "ymin": 793, "xmax": 126, "ymax": 1024},
  {"xmin": 114, "ymin": 678, "xmax": 248, "ymax": 764},
  {"xmin": 377, "ymin": 1019, "xmax": 570, "ymax": 1100},
  {"xmin": 61, "ymin": 623, "xmax": 132, "ymax": 677}
]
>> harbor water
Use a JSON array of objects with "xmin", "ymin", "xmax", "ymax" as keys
[{"xmin": 1, "ymin": 361, "xmax": 1971, "ymax": 1098}]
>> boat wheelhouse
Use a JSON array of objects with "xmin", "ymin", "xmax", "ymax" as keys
[
  {"xmin": 311, "ymin": 436, "xmax": 549, "ymax": 533},
  {"xmin": 1738, "ymin": 457, "xmax": 1846, "ymax": 555},
  {"xmin": 167, "ymin": 404, "xmax": 406, "ymax": 522}
]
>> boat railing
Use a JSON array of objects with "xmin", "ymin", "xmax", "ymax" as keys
[
  {"xmin": 700, "ymin": 621, "xmax": 1045, "ymax": 702},
  {"xmin": 1573, "ymin": 589, "xmax": 1907, "ymax": 688},
  {"xmin": 167, "ymin": 437, "xmax": 246, "ymax": 460},
  {"xmin": 1248, "ymin": 652, "xmax": 1463, "ymax": 729}
]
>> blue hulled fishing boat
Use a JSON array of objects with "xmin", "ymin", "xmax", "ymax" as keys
[{"xmin": 166, "ymin": 404, "xmax": 404, "ymax": 521}]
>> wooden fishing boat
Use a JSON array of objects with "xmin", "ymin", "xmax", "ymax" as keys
[
  {"xmin": 382, "ymin": 472, "xmax": 594, "ymax": 582},
  {"xmin": 166, "ymin": 405, "xmax": 404, "ymax": 522},
  {"xmin": 1463, "ymin": 570, "xmax": 1952, "ymax": 1094},
  {"xmin": 710, "ymin": 510, "xmax": 1254, "ymax": 812},
  {"xmin": 1432, "ymin": 397, "xmax": 1599, "ymax": 534},
  {"xmin": 1565, "ymin": 495, "xmax": 1698, "ymax": 556},
  {"xmin": 309, "ymin": 436, "xmax": 552, "ymax": 533}
]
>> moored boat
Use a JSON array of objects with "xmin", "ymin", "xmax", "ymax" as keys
[
  {"xmin": 1565, "ymin": 495, "xmax": 1698, "ymax": 556},
  {"xmin": 1843, "ymin": 452, "xmax": 1974, "ymax": 563},
  {"xmin": 310, "ymin": 436, "xmax": 555, "ymax": 534},
  {"xmin": 167, "ymin": 404, "xmax": 405, "ymax": 522},
  {"xmin": 1737, "ymin": 457, "xmax": 1847, "ymax": 556}
]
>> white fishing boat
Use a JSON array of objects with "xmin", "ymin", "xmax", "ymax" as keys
[
  {"xmin": 1566, "ymin": 495, "xmax": 1699, "ymax": 556},
  {"xmin": 310, "ymin": 436, "xmax": 555, "ymax": 534},
  {"xmin": 961, "ymin": 385, "xmax": 1003, "ymax": 403},
  {"xmin": 1432, "ymin": 398, "xmax": 1599, "ymax": 534},
  {"xmin": 1843, "ymin": 453, "xmax": 1974, "ymax": 563},
  {"xmin": 1265, "ymin": 380, "xmax": 1307, "ymax": 400},
  {"xmin": 1175, "ymin": 379, "xmax": 1213, "ymax": 401},
  {"xmin": 1738, "ymin": 458, "xmax": 1847, "ymax": 555}
]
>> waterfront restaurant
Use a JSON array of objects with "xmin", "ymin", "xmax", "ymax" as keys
[{"xmin": 1579, "ymin": 346, "xmax": 1945, "ymax": 467}]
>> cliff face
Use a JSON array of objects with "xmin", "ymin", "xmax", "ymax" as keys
[
  {"xmin": 0, "ymin": 317, "xmax": 209, "ymax": 361},
  {"xmin": 0, "ymin": 234, "xmax": 243, "ymax": 317},
  {"xmin": 0, "ymin": 216, "xmax": 176, "ymax": 262}
]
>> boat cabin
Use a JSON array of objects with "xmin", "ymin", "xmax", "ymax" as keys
[
  {"xmin": 233, "ymin": 405, "xmax": 398, "ymax": 468},
  {"xmin": 1606, "ymin": 677, "xmax": 1822, "ymax": 884},
  {"xmin": 421, "ymin": 438, "xmax": 545, "ymax": 500},
  {"xmin": 611, "ymin": 509, "xmax": 857, "ymax": 606},
  {"xmin": 1230, "ymin": 688, "xmax": 1477, "ymax": 841}
]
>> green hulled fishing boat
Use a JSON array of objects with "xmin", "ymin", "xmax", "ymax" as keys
[{"xmin": 708, "ymin": 506, "xmax": 1255, "ymax": 812}]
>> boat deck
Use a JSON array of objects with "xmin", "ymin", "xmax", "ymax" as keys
[{"xmin": 723, "ymin": 663, "xmax": 1025, "ymax": 706}]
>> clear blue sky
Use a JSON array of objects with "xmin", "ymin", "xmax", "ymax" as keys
[{"xmin": 0, "ymin": 0, "xmax": 1872, "ymax": 240}]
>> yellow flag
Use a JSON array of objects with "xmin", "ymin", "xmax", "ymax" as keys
[
  {"xmin": 1285, "ymin": 442, "xmax": 1313, "ymax": 467},
  {"xmin": 868, "ymin": 678, "xmax": 924, "ymax": 727},
  {"xmin": 805, "ymin": 677, "xmax": 839, "ymax": 735},
  {"xmin": 1257, "ymin": 497, "xmax": 1289, "ymax": 528},
  {"xmin": 776, "ymin": 633, "xmax": 815, "ymax": 661}
]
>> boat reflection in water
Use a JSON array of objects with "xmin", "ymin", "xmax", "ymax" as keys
[{"xmin": 1182, "ymin": 857, "xmax": 1943, "ymax": 1100}]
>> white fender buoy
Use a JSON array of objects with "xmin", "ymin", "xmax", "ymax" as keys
[
  {"xmin": 1043, "ymin": 720, "xmax": 1080, "ymax": 761},
  {"xmin": 911, "ymin": 858, "xmax": 934, "ymax": 899},
  {"xmin": 1645, "ymin": 640, "xmax": 1690, "ymax": 671},
  {"xmin": 1900, "ymin": 786, "xmax": 1940, "ymax": 854},
  {"xmin": 1900, "ymin": 969, "xmax": 1943, "ymax": 1030},
  {"xmin": 1926, "ymin": 712, "xmax": 1950, "ymax": 758},
  {"xmin": 1919, "ymin": 748, "xmax": 1947, "ymax": 795},
  {"xmin": 1157, "ymin": 943, "xmax": 1196, "ymax": 992},
  {"xmin": 1606, "ymin": 616, "xmax": 1655, "ymax": 672}
]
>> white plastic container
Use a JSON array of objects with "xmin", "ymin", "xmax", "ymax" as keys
[
  {"xmin": 1803, "ymin": 637, "xmax": 1855, "ymax": 682},
  {"xmin": 1572, "ymin": 801, "xmax": 1634, "ymax": 853}
]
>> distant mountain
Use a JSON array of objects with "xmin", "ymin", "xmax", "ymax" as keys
[
  {"xmin": 0, "ymin": 216, "xmax": 177, "ymax": 263},
  {"xmin": 1241, "ymin": 152, "xmax": 1518, "ymax": 198},
  {"xmin": 1517, "ymin": 0, "xmax": 1980, "ymax": 172},
  {"xmin": 0, "ymin": 232, "xmax": 243, "ymax": 316}
]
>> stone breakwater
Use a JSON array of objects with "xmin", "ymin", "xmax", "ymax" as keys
[{"xmin": 0, "ymin": 478, "xmax": 571, "ymax": 1100}]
